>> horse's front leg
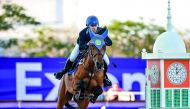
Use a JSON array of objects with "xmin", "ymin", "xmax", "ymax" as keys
[
  {"xmin": 73, "ymin": 80, "xmax": 86, "ymax": 102},
  {"xmin": 89, "ymin": 71, "xmax": 104, "ymax": 103},
  {"xmin": 89, "ymin": 85, "xmax": 103, "ymax": 103}
]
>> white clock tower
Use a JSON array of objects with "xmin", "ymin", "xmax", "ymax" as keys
[{"xmin": 142, "ymin": 0, "xmax": 190, "ymax": 108}]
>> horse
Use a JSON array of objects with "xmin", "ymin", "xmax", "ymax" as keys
[{"xmin": 56, "ymin": 28, "xmax": 108, "ymax": 109}]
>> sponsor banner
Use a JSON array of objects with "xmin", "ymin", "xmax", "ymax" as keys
[{"xmin": 0, "ymin": 57, "xmax": 146, "ymax": 101}]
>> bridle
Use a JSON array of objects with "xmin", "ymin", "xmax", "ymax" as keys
[
  {"xmin": 80, "ymin": 44, "xmax": 105, "ymax": 73},
  {"xmin": 89, "ymin": 45, "xmax": 104, "ymax": 59},
  {"xmin": 79, "ymin": 44, "xmax": 105, "ymax": 91}
]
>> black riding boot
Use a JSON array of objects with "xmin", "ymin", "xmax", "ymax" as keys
[
  {"xmin": 103, "ymin": 61, "xmax": 112, "ymax": 87},
  {"xmin": 54, "ymin": 59, "xmax": 73, "ymax": 80}
]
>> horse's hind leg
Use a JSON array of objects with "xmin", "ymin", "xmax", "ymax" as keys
[{"xmin": 57, "ymin": 76, "xmax": 67, "ymax": 109}]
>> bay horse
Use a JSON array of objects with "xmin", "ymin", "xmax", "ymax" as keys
[{"xmin": 56, "ymin": 28, "xmax": 108, "ymax": 109}]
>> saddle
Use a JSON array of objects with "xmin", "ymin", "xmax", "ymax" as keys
[{"xmin": 68, "ymin": 51, "xmax": 86, "ymax": 75}]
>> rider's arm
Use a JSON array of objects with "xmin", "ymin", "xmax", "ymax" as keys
[
  {"xmin": 104, "ymin": 36, "xmax": 112, "ymax": 46},
  {"xmin": 78, "ymin": 30, "xmax": 88, "ymax": 51}
]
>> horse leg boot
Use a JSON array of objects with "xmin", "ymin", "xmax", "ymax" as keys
[
  {"xmin": 103, "ymin": 61, "xmax": 112, "ymax": 87},
  {"xmin": 54, "ymin": 59, "xmax": 73, "ymax": 80},
  {"xmin": 74, "ymin": 80, "xmax": 85, "ymax": 102},
  {"xmin": 90, "ymin": 86, "xmax": 103, "ymax": 103}
]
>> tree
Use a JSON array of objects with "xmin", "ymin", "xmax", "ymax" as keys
[
  {"xmin": 181, "ymin": 29, "xmax": 190, "ymax": 52},
  {"xmin": 108, "ymin": 19, "xmax": 165, "ymax": 57},
  {"xmin": 18, "ymin": 27, "xmax": 74, "ymax": 57},
  {"xmin": 0, "ymin": 3, "xmax": 40, "ymax": 51},
  {"xmin": 0, "ymin": 3, "xmax": 40, "ymax": 30},
  {"xmin": 0, "ymin": 38, "xmax": 17, "ymax": 48}
]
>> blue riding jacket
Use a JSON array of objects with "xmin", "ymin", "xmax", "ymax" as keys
[{"xmin": 77, "ymin": 27, "xmax": 112, "ymax": 50}]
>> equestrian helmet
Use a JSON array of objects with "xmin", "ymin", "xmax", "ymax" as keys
[{"xmin": 86, "ymin": 15, "xmax": 99, "ymax": 26}]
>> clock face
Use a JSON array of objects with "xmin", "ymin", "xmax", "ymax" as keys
[
  {"xmin": 167, "ymin": 62, "xmax": 187, "ymax": 85},
  {"xmin": 150, "ymin": 64, "xmax": 159, "ymax": 84}
]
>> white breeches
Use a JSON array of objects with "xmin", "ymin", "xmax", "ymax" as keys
[
  {"xmin": 69, "ymin": 44, "xmax": 110, "ymax": 66},
  {"xmin": 103, "ymin": 52, "xmax": 110, "ymax": 65},
  {"xmin": 69, "ymin": 44, "xmax": 80, "ymax": 62}
]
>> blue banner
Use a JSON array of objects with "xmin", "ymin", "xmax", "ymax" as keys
[{"xmin": 0, "ymin": 57, "xmax": 146, "ymax": 101}]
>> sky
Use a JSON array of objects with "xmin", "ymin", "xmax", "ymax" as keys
[{"xmin": 9, "ymin": 0, "xmax": 190, "ymax": 31}]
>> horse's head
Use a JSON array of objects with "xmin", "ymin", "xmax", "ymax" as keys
[
  {"xmin": 88, "ymin": 43, "xmax": 105, "ymax": 70},
  {"xmin": 88, "ymin": 28, "xmax": 108, "ymax": 70}
]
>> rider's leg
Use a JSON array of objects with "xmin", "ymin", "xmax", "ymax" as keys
[
  {"xmin": 54, "ymin": 44, "xmax": 79, "ymax": 80},
  {"xmin": 103, "ymin": 53, "xmax": 112, "ymax": 87}
]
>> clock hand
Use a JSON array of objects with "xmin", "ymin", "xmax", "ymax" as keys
[
  {"xmin": 176, "ymin": 67, "xmax": 181, "ymax": 75},
  {"xmin": 177, "ymin": 68, "xmax": 182, "ymax": 75}
]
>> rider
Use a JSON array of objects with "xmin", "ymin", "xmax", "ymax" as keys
[{"xmin": 54, "ymin": 15, "xmax": 112, "ymax": 87}]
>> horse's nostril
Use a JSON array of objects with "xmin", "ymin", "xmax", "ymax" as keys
[{"xmin": 96, "ymin": 62, "xmax": 102, "ymax": 69}]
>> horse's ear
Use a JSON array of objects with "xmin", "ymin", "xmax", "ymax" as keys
[
  {"xmin": 102, "ymin": 29, "xmax": 108, "ymax": 39},
  {"xmin": 88, "ymin": 28, "xmax": 95, "ymax": 39}
]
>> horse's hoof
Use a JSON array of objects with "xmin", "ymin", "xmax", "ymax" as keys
[{"xmin": 90, "ymin": 97, "xmax": 97, "ymax": 104}]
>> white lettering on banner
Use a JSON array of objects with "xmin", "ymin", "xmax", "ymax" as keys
[
  {"xmin": 122, "ymin": 72, "xmax": 145, "ymax": 100},
  {"xmin": 15, "ymin": 62, "xmax": 145, "ymax": 101},
  {"xmin": 44, "ymin": 73, "xmax": 60, "ymax": 100},
  {"xmin": 107, "ymin": 73, "xmax": 119, "ymax": 84},
  {"xmin": 16, "ymin": 63, "xmax": 42, "ymax": 100}
]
